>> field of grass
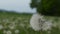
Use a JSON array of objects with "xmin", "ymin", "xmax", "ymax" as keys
[{"xmin": 0, "ymin": 12, "xmax": 60, "ymax": 34}]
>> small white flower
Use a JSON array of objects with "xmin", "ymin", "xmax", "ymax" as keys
[
  {"xmin": 3, "ymin": 30, "xmax": 7, "ymax": 34},
  {"xmin": 6, "ymin": 19, "xmax": 9, "ymax": 23},
  {"xmin": 6, "ymin": 30, "xmax": 12, "ymax": 34},
  {"xmin": 17, "ymin": 17, "xmax": 22, "ymax": 20},
  {"xmin": 2, "ymin": 19, "xmax": 9, "ymax": 22},
  {"xmin": 20, "ymin": 23, "xmax": 25, "ymax": 27},
  {"xmin": 52, "ymin": 22, "xmax": 57, "ymax": 27},
  {"xmin": 8, "ymin": 23, "xmax": 15, "ymax": 29},
  {"xmin": 9, "ymin": 26, "xmax": 15, "ymax": 29},
  {"xmin": 15, "ymin": 30, "xmax": 19, "ymax": 34},
  {"xmin": 0, "ymin": 24, "xmax": 3, "ymax": 30}
]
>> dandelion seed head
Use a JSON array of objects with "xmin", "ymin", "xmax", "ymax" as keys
[
  {"xmin": 30, "ymin": 13, "xmax": 44, "ymax": 31},
  {"xmin": 30, "ymin": 13, "xmax": 53, "ymax": 31}
]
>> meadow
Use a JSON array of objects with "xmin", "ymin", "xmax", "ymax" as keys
[{"xmin": 0, "ymin": 11, "xmax": 60, "ymax": 34}]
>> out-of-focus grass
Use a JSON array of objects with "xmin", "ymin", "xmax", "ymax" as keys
[{"xmin": 0, "ymin": 12, "xmax": 60, "ymax": 34}]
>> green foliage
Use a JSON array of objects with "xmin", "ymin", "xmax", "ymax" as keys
[
  {"xmin": 30, "ymin": 0, "xmax": 60, "ymax": 16},
  {"xmin": 30, "ymin": 0, "xmax": 38, "ymax": 8}
]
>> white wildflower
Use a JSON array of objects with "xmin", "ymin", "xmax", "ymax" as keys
[
  {"xmin": 9, "ymin": 26, "xmax": 15, "ymax": 30},
  {"xmin": 2, "ymin": 19, "xmax": 9, "ymax": 22},
  {"xmin": 8, "ymin": 23, "xmax": 15, "ymax": 29},
  {"xmin": 52, "ymin": 22, "xmax": 58, "ymax": 27},
  {"xmin": 20, "ymin": 23, "xmax": 25, "ymax": 27},
  {"xmin": 2, "ymin": 19, "xmax": 6, "ymax": 22},
  {"xmin": 15, "ymin": 29, "xmax": 19, "ymax": 34},
  {"xmin": 6, "ymin": 19, "xmax": 9, "ymax": 23},
  {"xmin": 6, "ymin": 30, "xmax": 12, "ymax": 34},
  {"xmin": 3, "ymin": 30, "xmax": 6, "ymax": 34},
  {"xmin": 0, "ymin": 24, "xmax": 3, "ymax": 30}
]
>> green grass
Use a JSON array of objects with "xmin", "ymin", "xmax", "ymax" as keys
[{"xmin": 0, "ymin": 12, "xmax": 60, "ymax": 34}]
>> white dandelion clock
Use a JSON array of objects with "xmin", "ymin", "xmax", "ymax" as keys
[
  {"xmin": 30, "ymin": 13, "xmax": 44, "ymax": 31},
  {"xmin": 30, "ymin": 13, "xmax": 52, "ymax": 31}
]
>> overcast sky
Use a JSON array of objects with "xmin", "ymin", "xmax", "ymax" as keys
[{"xmin": 0, "ymin": 0, "xmax": 36, "ymax": 13}]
